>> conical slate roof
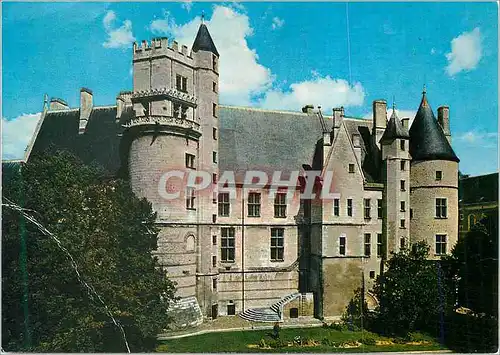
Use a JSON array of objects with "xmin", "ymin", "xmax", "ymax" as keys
[
  {"xmin": 192, "ymin": 23, "xmax": 219, "ymax": 56},
  {"xmin": 380, "ymin": 106, "xmax": 409, "ymax": 144},
  {"xmin": 409, "ymin": 91, "xmax": 459, "ymax": 162}
]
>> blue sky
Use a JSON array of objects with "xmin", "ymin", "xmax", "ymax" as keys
[{"xmin": 2, "ymin": 1, "xmax": 498, "ymax": 176}]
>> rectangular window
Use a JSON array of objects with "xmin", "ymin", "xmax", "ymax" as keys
[
  {"xmin": 377, "ymin": 233, "xmax": 383, "ymax": 257},
  {"xmin": 212, "ymin": 255, "xmax": 217, "ymax": 267},
  {"xmin": 227, "ymin": 304, "xmax": 235, "ymax": 315},
  {"xmin": 349, "ymin": 164, "xmax": 355, "ymax": 173},
  {"xmin": 218, "ymin": 192, "xmax": 230, "ymax": 217},
  {"xmin": 334, "ymin": 199, "xmax": 340, "ymax": 216},
  {"xmin": 339, "ymin": 236, "xmax": 346, "ymax": 255},
  {"xmin": 369, "ymin": 271, "xmax": 376, "ymax": 279},
  {"xmin": 347, "ymin": 199, "xmax": 353, "ymax": 217},
  {"xmin": 400, "ymin": 160, "xmax": 406, "ymax": 171},
  {"xmin": 186, "ymin": 187, "xmax": 195, "ymax": 210},
  {"xmin": 173, "ymin": 103, "xmax": 181, "ymax": 118},
  {"xmin": 400, "ymin": 201, "xmax": 406, "ymax": 212},
  {"xmin": 212, "ymin": 278, "xmax": 217, "ymax": 291},
  {"xmin": 436, "ymin": 234, "xmax": 447, "ymax": 255},
  {"xmin": 213, "ymin": 127, "xmax": 217, "ymax": 140},
  {"xmin": 274, "ymin": 193, "xmax": 287, "ymax": 218},
  {"xmin": 212, "ymin": 214, "xmax": 216, "ymax": 223},
  {"xmin": 213, "ymin": 191, "xmax": 217, "ymax": 204},
  {"xmin": 400, "ymin": 140, "xmax": 405, "ymax": 151},
  {"xmin": 213, "ymin": 151, "xmax": 217, "ymax": 163},
  {"xmin": 212, "ymin": 173, "xmax": 217, "ymax": 185},
  {"xmin": 213, "ymin": 103, "xmax": 217, "ymax": 117},
  {"xmin": 248, "ymin": 192, "xmax": 261, "ymax": 217},
  {"xmin": 212, "ymin": 235, "xmax": 217, "ymax": 245},
  {"xmin": 400, "ymin": 180, "xmax": 406, "ymax": 191},
  {"xmin": 400, "ymin": 219, "xmax": 406, "ymax": 229},
  {"xmin": 436, "ymin": 171, "xmax": 442, "ymax": 181},
  {"xmin": 400, "ymin": 237, "xmax": 406, "ymax": 250},
  {"xmin": 436, "ymin": 198, "xmax": 447, "ymax": 218},
  {"xmin": 185, "ymin": 153, "xmax": 195, "ymax": 169},
  {"xmin": 364, "ymin": 199, "xmax": 371, "ymax": 219},
  {"xmin": 213, "ymin": 55, "xmax": 218, "ymax": 71},
  {"xmin": 377, "ymin": 199, "xmax": 383, "ymax": 219},
  {"xmin": 270, "ymin": 228, "xmax": 284, "ymax": 262},
  {"xmin": 364, "ymin": 233, "xmax": 371, "ymax": 257},
  {"xmin": 221, "ymin": 227, "xmax": 235, "ymax": 262},
  {"xmin": 213, "ymin": 81, "xmax": 217, "ymax": 93},
  {"xmin": 410, "ymin": 208, "xmax": 414, "ymax": 219},
  {"xmin": 176, "ymin": 74, "xmax": 188, "ymax": 93}
]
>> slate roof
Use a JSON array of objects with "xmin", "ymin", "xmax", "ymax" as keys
[
  {"xmin": 192, "ymin": 24, "xmax": 219, "ymax": 56},
  {"xmin": 380, "ymin": 107, "xmax": 409, "ymax": 144},
  {"xmin": 409, "ymin": 92, "xmax": 459, "ymax": 162},
  {"xmin": 27, "ymin": 104, "xmax": 379, "ymax": 182},
  {"xmin": 459, "ymin": 173, "xmax": 499, "ymax": 205}
]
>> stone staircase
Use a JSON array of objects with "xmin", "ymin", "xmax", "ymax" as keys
[
  {"xmin": 238, "ymin": 292, "xmax": 301, "ymax": 323},
  {"xmin": 167, "ymin": 296, "xmax": 203, "ymax": 330}
]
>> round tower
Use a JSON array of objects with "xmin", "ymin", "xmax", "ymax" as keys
[{"xmin": 409, "ymin": 89, "xmax": 460, "ymax": 259}]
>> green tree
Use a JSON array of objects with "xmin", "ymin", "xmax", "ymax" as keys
[
  {"xmin": 372, "ymin": 241, "xmax": 449, "ymax": 336},
  {"xmin": 2, "ymin": 150, "xmax": 176, "ymax": 352}
]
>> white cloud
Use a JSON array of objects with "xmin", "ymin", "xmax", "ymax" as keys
[
  {"xmin": 445, "ymin": 27, "xmax": 482, "ymax": 76},
  {"xmin": 430, "ymin": 48, "xmax": 436, "ymax": 55},
  {"xmin": 260, "ymin": 74, "xmax": 364, "ymax": 112},
  {"xmin": 2, "ymin": 113, "xmax": 42, "ymax": 160},
  {"xmin": 102, "ymin": 10, "xmax": 136, "ymax": 49},
  {"xmin": 271, "ymin": 17, "xmax": 284, "ymax": 30},
  {"xmin": 149, "ymin": 5, "xmax": 364, "ymax": 110},
  {"xmin": 455, "ymin": 131, "xmax": 498, "ymax": 147},
  {"xmin": 181, "ymin": 0, "xmax": 193, "ymax": 12}
]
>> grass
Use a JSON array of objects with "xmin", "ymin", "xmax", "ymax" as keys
[{"xmin": 157, "ymin": 327, "xmax": 448, "ymax": 353}]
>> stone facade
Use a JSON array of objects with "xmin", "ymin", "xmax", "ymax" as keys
[{"xmin": 25, "ymin": 20, "xmax": 460, "ymax": 326}]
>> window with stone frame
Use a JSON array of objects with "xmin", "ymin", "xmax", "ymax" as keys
[
  {"xmin": 213, "ymin": 127, "xmax": 217, "ymax": 140},
  {"xmin": 347, "ymin": 199, "xmax": 353, "ymax": 217},
  {"xmin": 339, "ymin": 236, "xmax": 346, "ymax": 255},
  {"xmin": 213, "ymin": 103, "xmax": 217, "ymax": 117},
  {"xmin": 212, "ymin": 235, "xmax": 217, "ymax": 245},
  {"xmin": 181, "ymin": 105, "xmax": 188, "ymax": 119},
  {"xmin": 364, "ymin": 199, "xmax": 371, "ymax": 219},
  {"xmin": 212, "ymin": 54, "xmax": 218, "ymax": 71},
  {"xmin": 436, "ymin": 198, "xmax": 447, "ymax": 218},
  {"xmin": 400, "ymin": 219, "xmax": 406, "ymax": 229},
  {"xmin": 377, "ymin": 233, "xmax": 383, "ymax": 257},
  {"xmin": 364, "ymin": 233, "xmax": 371, "ymax": 257},
  {"xmin": 173, "ymin": 102, "xmax": 181, "ymax": 118},
  {"xmin": 221, "ymin": 227, "xmax": 235, "ymax": 262},
  {"xmin": 400, "ymin": 237, "xmax": 406, "ymax": 250},
  {"xmin": 212, "ymin": 255, "xmax": 217, "ymax": 267},
  {"xmin": 349, "ymin": 164, "xmax": 355, "ymax": 173},
  {"xmin": 274, "ymin": 193, "xmax": 287, "ymax": 218},
  {"xmin": 377, "ymin": 199, "xmax": 383, "ymax": 219},
  {"xmin": 400, "ymin": 140, "xmax": 406, "ymax": 151},
  {"xmin": 248, "ymin": 192, "xmax": 261, "ymax": 217},
  {"xmin": 334, "ymin": 199, "xmax": 340, "ymax": 216},
  {"xmin": 400, "ymin": 180, "xmax": 406, "ymax": 191},
  {"xmin": 436, "ymin": 234, "xmax": 447, "ymax": 255},
  {"xmin": 185, "ymin": 153, "xmax": 195, "ymax": 169},
  {"xmin": 212, "ymin": 278, "xmax": 217, "ymax": 291},
  {"xmin": 176, "ymin": 74, "xmax": 188, "ymax": 93},
  {"xmin": 436, "ymin": 171, "xmax": 443, "ymax": 181},
  {"xmin": 400, "ymin": 160, "xmax": 406, "ymax": 171},
  {"xmin": 213, "ymin": 81, "xmax": 217, "ymax": 93},
  {"xmin": 218, "ymin": 192, "xmax": 230, "ymax": 216},
  {"xmin": 186, "ymin": 187, "xmax": 195, "ymax": 210},
  {"xmin": 213, "ymin": 151, "xmax": 217, "ymax": 163},
  {"xmin": 400, "ymin": 200, "xmax": 406, "ymax": 212},
  {"xmin": 270, "ymin": 228, "xmax": 284, "ymax": 262}
]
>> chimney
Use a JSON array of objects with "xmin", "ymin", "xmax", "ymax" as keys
[
  {"xmin": 172, "ymin": 41, "xmax": 179, "ymax": 51},
  {"xmin": 437, "ymin": 106, "xmax": 451, "ymax": 144},
  {"xmin": 401, "ymin": 117, "xmax": 409, "ymax": 129},
  {"xmin": 49, "ymin": 98, "xmax": 69, "ymax": 111},
  {"xmin": 79, "ymin": 88, "xmax": 93, "ymax": 134},
  {"xmin": 372, "ymin": 99, "xmax": 387, "ymax": 149},
  {"xmin": 116, "ymin": 96, "xmax": 125, "ymax": 120},
  {"xmin": 181, "ymin": 45, "xmax": 188, "ymax": 55},
  {"xmin": 302, "ymin": 104, "xmax": 314, "ymax": 114},
  {"xmin": 332, "ymin": 107, "xmax": 343, "ymax": 142}
]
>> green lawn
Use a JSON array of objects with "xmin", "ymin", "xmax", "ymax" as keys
[{"xmin": 157, "ymin": 327, "xmax": 448, "ymax": 353}]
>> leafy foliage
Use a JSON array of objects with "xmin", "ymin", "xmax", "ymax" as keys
[
  {"xmin": 2, "ymin": 151, "xmax": 176, "ymax": 352},
  {"xmin": 341, "ymin": 288, "xmax": 370, "ymax": 330},
  {"xmin": 372, "ymin": 241, "xmax": 449, "ymax": 336}
]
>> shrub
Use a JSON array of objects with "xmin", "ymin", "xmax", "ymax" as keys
[
  {"xmin": 267, "ymin": 339, "xmax": 286, "ymax": 348},
  {"xmin": 329, "ymin": 322, "xmax": 345, "ymax": 331},
  {"xmin": 259, "ymin": 338, "xmax": 267, "ymax": 348},
  {"xmin": 359, "ymin": 336, "xmax": 377, "ymax": 345},
  {"xmin": 393, "ymin": 337, "xmax": 407, "ymax": 344},
  {"xmin": 155, "ymin": 344, "xmax": 169, "ymax": 352}
]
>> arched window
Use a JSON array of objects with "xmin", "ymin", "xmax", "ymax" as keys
[{"xmin": 186, "ymin": 235, "xmax": 195, "ymax": 252}]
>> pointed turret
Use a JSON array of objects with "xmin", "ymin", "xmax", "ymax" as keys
[
  {"xmin": 380, "ymin": 103, "xmax": 410, "ymax": 144},
  {"xmin": 192, "ymin": 23, "xmax": 219, "ymax": 56},
  {"xmin": 409, "ymin": 89, "xmax": 459, "ymax": 162}
]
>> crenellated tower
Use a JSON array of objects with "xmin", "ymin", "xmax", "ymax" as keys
[
  {"xmin": 380, "ymin": 103, "xmax": 410, "ymax": 257},
  {"xmin": 123, "ymin": 22, "xmax": 220, "ymax": 325}
]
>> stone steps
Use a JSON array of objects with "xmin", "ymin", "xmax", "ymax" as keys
[
  {"xmin": 270, "ymin": 292, "xmax": 301, "ymax": 313},
  {"xmin": 238, "ymin": 307, "xmax": 281, "ymax": 323},
  {"xmin": 168, "ymin": 296, "xmax": 203, "ymax": 330}
]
